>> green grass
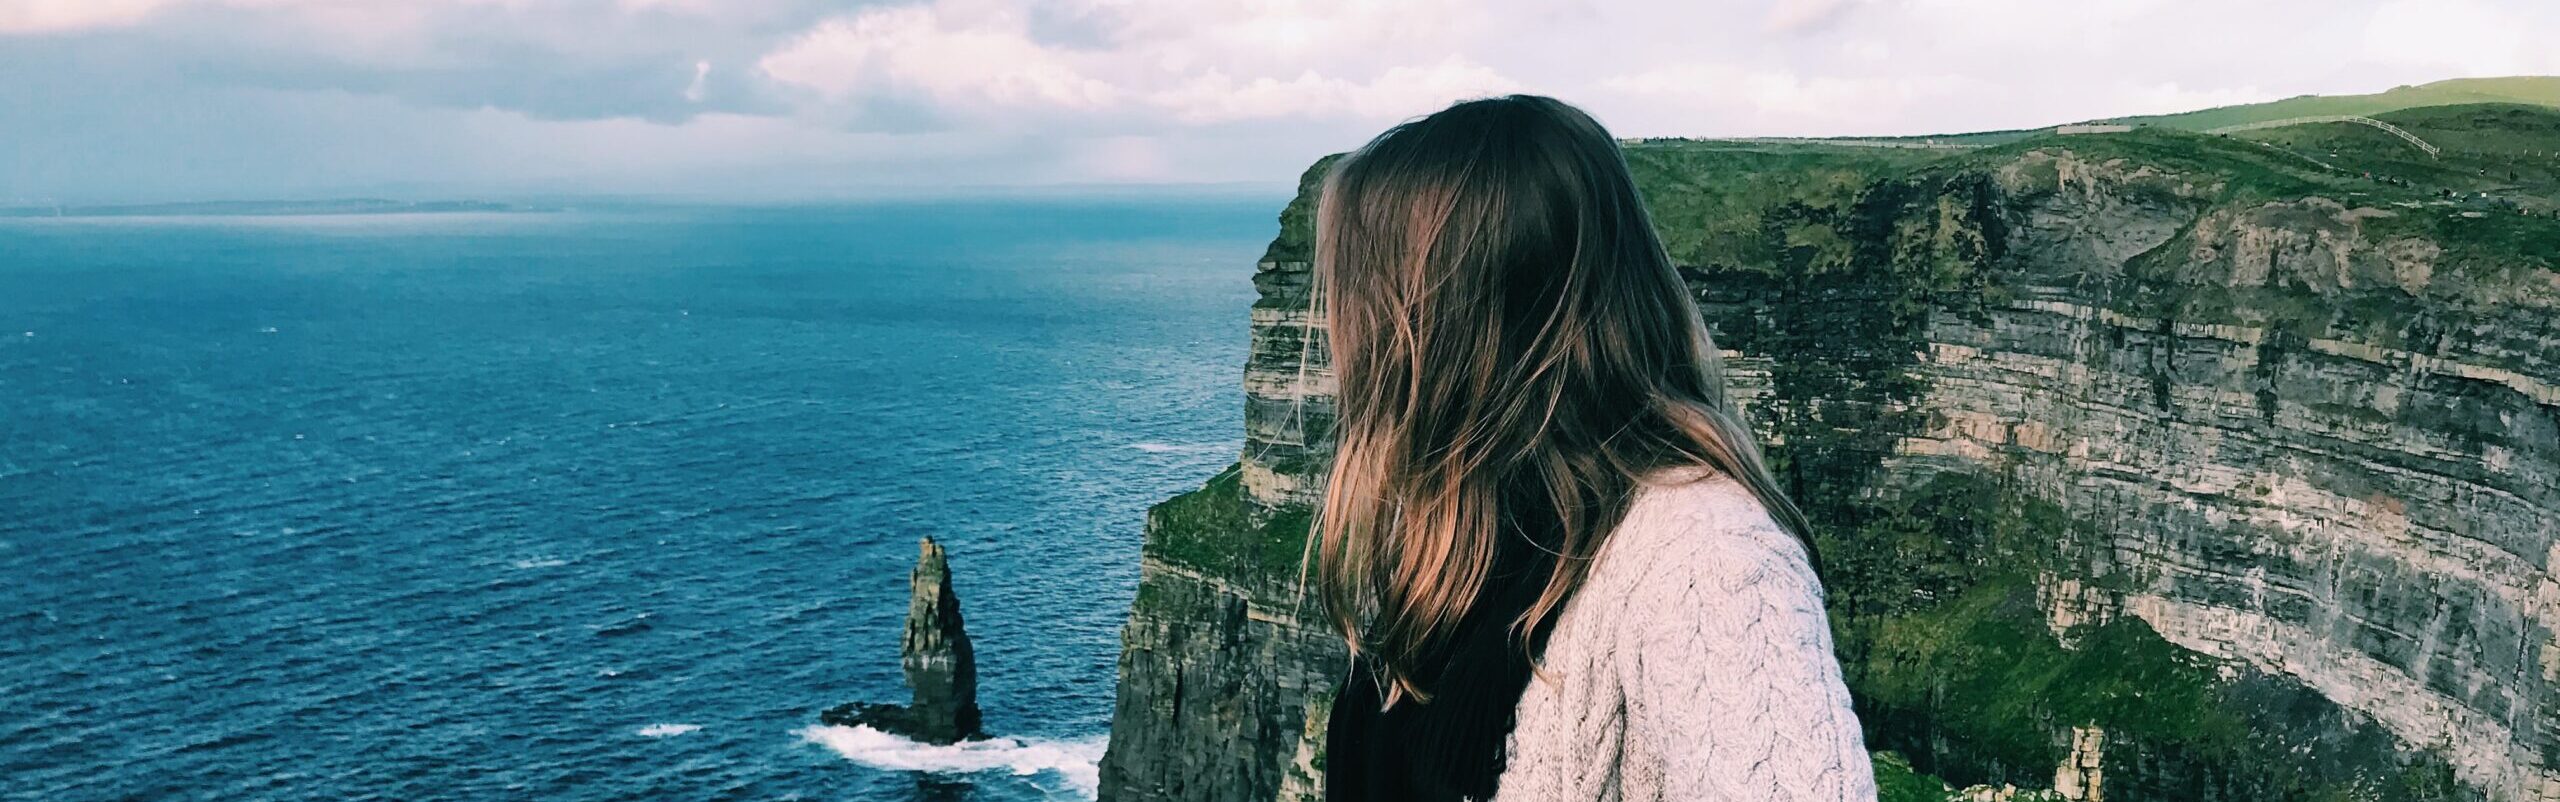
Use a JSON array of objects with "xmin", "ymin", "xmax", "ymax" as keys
[
  {"xmin": 1973, "ymin": 126, "xmax": 2382, "ymax": 203},
  {"xmin": 1657, "ymin": 76, "xmax": 2560, "ymax": 146},
  {"xmin": 1270, "ymin": 92, "xmax": 2560, "ymax": 285},
  {"xmin": 1140, "ymin": 464, "xmax": 1314, "ymax": 586},
  {"xmin": 2378, "ymin": 102, "xmax": 2560, "ymax": 153},
  {"xmin": 1943, "ymin": 123, "xmax": 2559, "ymax": 346},
  {"xmin": 1825, "ymin": 473, "xmax": 2476, "ymax": 800},
  {"xmin": 1617, "ymin": 121, "xmax": 2553, "ymax": 387},
  {"xmin": 1623, "ymin": 140, "xmax": 1956, "ymax": 271},
  {"xmin": 1261, "ymin": 154, "xmax": 1345, "ymax": 264},
  {"xmin": 2092, "ymin": 76, "xmax": 2560, "ymax": 131},
  {"xmin": 1824, "ymin": 474, "xmax": 2247, "ymax": 774},
  {"xmin": 1873, "ymin": 751, "xmax": 1960, "ymax": 802},
  {"xmin": 2234, "ymin": 103, "xmax": 2560, "ymax": 210}
]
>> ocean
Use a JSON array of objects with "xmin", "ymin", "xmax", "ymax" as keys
[{"xmin": 0, "ymin": 199, "xmax": 1279, "ymax": 801}]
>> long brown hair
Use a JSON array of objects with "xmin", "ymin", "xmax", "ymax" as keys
[{"xmin": 1309, "ymin": 95, "xmax": 1815, "ymax": 702}]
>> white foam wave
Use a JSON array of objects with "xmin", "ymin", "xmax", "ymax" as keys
[
  {"xmin": 636, "ymin": 723, "xmax": 701, "ymax": 737},
  {"xmin": 797, "ymin": 724, "xmax": 1107, "ymax": 799},
  {"xmin": 510, "ymin": 557, "xmax": 570, "ymax": 569}
]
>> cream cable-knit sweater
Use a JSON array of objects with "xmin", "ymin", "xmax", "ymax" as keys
[{"xmin": 1493, "ymin": 468, "xmax": 1875, "ymax": 801}]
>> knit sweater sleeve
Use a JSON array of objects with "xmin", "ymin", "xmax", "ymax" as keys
[{"xmin": 1618, "ymin": 515, "xmax": 1875, "ymax": 801}]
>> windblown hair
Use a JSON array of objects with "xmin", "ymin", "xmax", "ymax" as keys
[{"xmin": 1309, "ymin": 95, "xmax": 1816, "ymax": 703}]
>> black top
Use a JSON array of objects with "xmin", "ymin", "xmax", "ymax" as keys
[{"xmin": 1324, "ymin": 526, "xmax": 1558, "ymax": 802}]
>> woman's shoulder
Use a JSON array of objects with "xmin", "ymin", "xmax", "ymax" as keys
[{"xmin": 1597, "ymin": 466, "xmax": 1818, "ymax": 599}]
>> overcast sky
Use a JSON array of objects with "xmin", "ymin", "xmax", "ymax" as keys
[{"xmin": 3, "ymin": 0, "xmax": 2554, "ymax": 202}]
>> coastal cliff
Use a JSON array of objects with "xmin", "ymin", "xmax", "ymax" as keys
[{"xmin": 1099, "ymin": 104, "xmax": 2560, "ymax": 802}]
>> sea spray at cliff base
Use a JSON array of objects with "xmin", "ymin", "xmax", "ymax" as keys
[{"xmin": 797, "ymin": 725, "xmax": 1108, "ymax": 798}]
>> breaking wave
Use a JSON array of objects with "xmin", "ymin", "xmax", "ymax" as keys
[{"xmin": 797, "ymin": 724, "xmax": 1108, "ymax": 799}]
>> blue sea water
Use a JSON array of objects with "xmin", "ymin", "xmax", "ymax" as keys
[{"xmin": 0, "ymin": 199, "xmax": 1278, "ymax": 801}]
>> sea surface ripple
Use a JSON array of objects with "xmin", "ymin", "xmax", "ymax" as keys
[{"xmin": 0, "ymin": 199, "xmax": 1274, "ymax": 801}]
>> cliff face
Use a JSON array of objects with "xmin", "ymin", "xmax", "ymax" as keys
[
  {"xmin": 1100, "ymin": 119, "xmax": 2560, "ymax": 802},
  {"xmin": 1873, "ymin": 152, "xmax": 2558, "ymax": 800},
  {"xmin": 1095, "ymin": 481, "xmax": 1345, "ymax": 800},
  {"xmin": 1096, "ymin": 159, "xmax": 1345, "ymax": 802}
]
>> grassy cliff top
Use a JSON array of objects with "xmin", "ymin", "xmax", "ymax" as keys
[
  {"xmin": 2231, "ymin": 103, "xmax": 2560, "ymax": 208},
  {"xmin": 2092, "ymin": 76, "xmax": 2560, "ymax": 130},
  {"xmin": 1256, "ymin": 81, "xmax": 2560, "ymax": 288}
]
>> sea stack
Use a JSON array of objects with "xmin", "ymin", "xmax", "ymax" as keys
[
  {"xmin": 820, "ymin": 536, "xmax": 983, "ymax": 744},
  {"xmin": 899, "ymin": 536, "xmax": 981, "ymax": 742}
]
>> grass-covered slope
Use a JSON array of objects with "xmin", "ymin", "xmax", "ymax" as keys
[
  {"xmin": 1621, "ymin": 141, "xmax": 1961, "ymax": 268},
  {"xmin": 2093, "ymin": 76, "xmax": 2560, "ymax": 131},
  {"xmin": 2232, "ymin": 103, "xmax": 2560, "ymax": 210}
]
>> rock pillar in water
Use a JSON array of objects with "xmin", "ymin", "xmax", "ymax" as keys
[
  {"xmin": 819, "ymin": 536, "xmax": 983, "ymax": 744},
  {"xmin": 901, "ymin": 536, "xmax": 981, "ymax": 743}
]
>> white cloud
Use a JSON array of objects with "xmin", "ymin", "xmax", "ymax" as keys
[
  {"xmin": 2115, "ymin": 82, "xmax": 2281, "ymax": 118},
  {"xmin": 1149, "ymin": 59, "xmax": 1518, "ymax": 124},
  {"xmin": 683, "ymin": 59, "xmax": 710, "ymax": 102},
  {"xmin": 616, "ymin": 0, "xmax": 729, "ymax": 13},
  {"xmin": 2361, "ymin": 0, "xmax": 2555, "ymax": 76},
  {"xmin": 4, "ymin": 0, "xmax": 2555, "ymax": 199},
  {"xmin": 1600, "ymin": 63, "xmax": 1994, "ymax": 135},
  {"xmin": 1762, "ymin": 0, "xmax": 1859, "ymax": 33},
  {"xmin": 760, "ymin": 4, "xmax": 1120, "ymax": 109},
  {"xmin": 755, "ymin": 0, "xmax": 1515, "ymax": 127},
  {"xmin": 0, "ymin": 0, "xmax": 169, "ymax": 34}
]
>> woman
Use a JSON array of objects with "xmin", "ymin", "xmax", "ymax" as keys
[{"xmin": 1312, "ymin": 95, "xmax": 1874, "ymax": 801}]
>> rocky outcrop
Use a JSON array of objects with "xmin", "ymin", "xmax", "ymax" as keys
[
  {"xmin": 1094, "ymin": 468, "xmax": 1347, "ymax": 800},
  {"xmin": 2054, "ymin": 726, "xmax": 2105, "ymax": 801},
  {"xmin": 824, "ymin": 536, "xmax": 982, "ymax": 744},
  {"xmin": 1101, "ymin": 133, "xmax": 2560, "ymax": 802}
]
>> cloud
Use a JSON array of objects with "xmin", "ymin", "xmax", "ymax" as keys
[
  {"xmin": 1072, "ymin": 135, "xmax": 1175, "ymax": 181},
  {"xmin": 759, "ymin": 4, "xmax": 1121, "ymax": 110},
  {"xmin": 756, "ymin": 0, "xmax": 1518, "ymax": 128},
  {"xmin": 683, "ymin": 60, "xmax": 711, "ymax": 103},
  {"xmin": 1600, "ymin": 63, "xmax": 1995, "ymax": 135},
  {"xmin": 2115, "ymin": 82, "xmax": 2283, "ymax": 118},
  {"xmin": 2362, "ymin": 0, "xmax": 2558, "ymax": 76},
  {"xmin": 1762, "ymin": 0, "xmax": 1860, "ymax": 33},
  {"xmin": 0, "ymin": 0, "xmax": 166, "ymax": 34},
  {"xmin": 0, "ymin": 0, "xmax": 2551, "ymax": 201},
  {"xmin": 1147, "ymin": 59, "xmax": 1518, "ymax": 124}
]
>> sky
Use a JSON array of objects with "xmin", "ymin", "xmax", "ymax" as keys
[{"xmin": 2, "ymin": 0, "xmax": 2555, "ymax": 203}]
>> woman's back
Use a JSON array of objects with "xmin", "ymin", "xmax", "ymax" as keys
[
  {"xmin": 1497, "ymin": 467, "xmax": 1871, "ymax": 801},
  {"xmin": 1307, "ymin": 95, "xmax": 1869, "ymax": 800}
]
